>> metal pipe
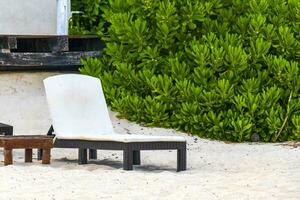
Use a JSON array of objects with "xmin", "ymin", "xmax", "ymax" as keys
[{"xmin": 56, "ymin": 0, "xmax": 71, "ymax": 35}]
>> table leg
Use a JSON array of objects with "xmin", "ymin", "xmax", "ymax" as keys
[
  {"xmin": 4, "ymin": 148, "xmax": 13, "ymax": 166},
  {"xmin": 25, "ymin": 149, "xmax": 33, "ymax": 163},
  {"xmin": 37, "ymin": 149, "xmax": 43, "ymax": 160},
  {"xmin": 42, "ymin": 148, "xmax": 51, "ymax": 164}
]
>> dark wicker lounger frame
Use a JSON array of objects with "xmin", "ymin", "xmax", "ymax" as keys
[{"xmin": 39, "ymin": 126, "xmax": 187, "ymax": 172}]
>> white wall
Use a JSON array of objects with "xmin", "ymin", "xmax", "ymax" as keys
[
  {"xmin": 0, "ymin": 0, "xmax": 57, "ymax": 35},
  {"xmin": 0, "ymin": 72, "xmax": 57, "ymax": 135}
]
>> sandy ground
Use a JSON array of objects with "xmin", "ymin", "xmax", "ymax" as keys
[{"xmin": 0, "ymin": 72, "xmax": 299, "ymax": 200}]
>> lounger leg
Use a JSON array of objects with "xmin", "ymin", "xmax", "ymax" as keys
[
  {"xmin": 177, "ymin": 143, "xmax": 187, "ymax": 172},
  {"xmin": 4, "ymin": 148, "xmax": 13, "ymax": 166},
  {"xmin": 37, "ymin": 149, "xmax": 43, "ymax": 160},
  {"xmin": 133, "ymin": 150, "xmax": 141, "ymax": 165},
  {"xmin": 123, "ymin": 145, "xmax": 133, "ymax": 170},
  {"xmin": 89, "ymin": 149, "xmax": 97, "ymax": 159},
  {"xmin": 25, "ymin": 149, "xmax": 33, "ymax": 163},
  {"xmin": 78, "ymin": 148, "xmax": 88, "ymax": 164}
]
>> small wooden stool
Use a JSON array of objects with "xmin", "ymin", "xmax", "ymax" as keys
[{"xmin": 0, "ymin": 135, "xmax": 53, "ymax": 165}]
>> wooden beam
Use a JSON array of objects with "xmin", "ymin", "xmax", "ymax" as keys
[
  {"xmin": 0, "ymin": 35, "xmax": 103, "ymax": 71},
  {"xmin": 0, "ymin": 51, "xmax": 100, "ymax": 68},
  {"xmin": 0, "ymin": 35, "xmax": 100, "ymax": 39},
  {"xmin": 69, "ymin": 37, "xmax": 104, "ymax": 51},
  {"xmin": 0, "ymin": 35, "xmax": 103, "ymax": 52}
]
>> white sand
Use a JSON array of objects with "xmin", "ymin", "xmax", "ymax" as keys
[{"xmin": 0, "ymin": 72, "xmax": 299, "ymax": 200}]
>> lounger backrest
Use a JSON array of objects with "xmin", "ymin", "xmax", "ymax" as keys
[{"xmin": 44, "ymin": 74, "xmax": 115, "ymax": 137}]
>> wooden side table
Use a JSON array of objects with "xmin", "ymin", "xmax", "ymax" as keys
[{"xmin": 0, "ymin": 136, "xmax": 53, "ymax": 165}]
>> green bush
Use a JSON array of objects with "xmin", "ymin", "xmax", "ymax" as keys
[
  {"xmin": 79, "ymin": 0, "xmax": 300, "ymax": 142},
  {"xmin": 69, "ymin": 0, "xmax": 106, "ymax": 35}
]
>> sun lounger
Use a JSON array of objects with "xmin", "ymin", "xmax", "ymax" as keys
[{"xmin": 39, "ymin": 74, "xmax": 186, "ymax": 171}]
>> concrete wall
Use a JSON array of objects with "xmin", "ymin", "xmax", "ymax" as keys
[
  {"xmin": 0, "ymin": 0, "xmax": 57, "ymax": 35},
  {"xmin": 0, "ymin": 72, "xmax": 59, "ymax": 135}
]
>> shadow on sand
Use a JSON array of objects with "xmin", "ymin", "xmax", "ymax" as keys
[{"xmin": 51, "ymin": 157, "xmax": 177, "ymax": 172}]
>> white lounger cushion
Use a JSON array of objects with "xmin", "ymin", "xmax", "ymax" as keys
[
  {"xmin": 44, "ymin": 74, "xmax": 115, "ymax": 137},
  {"xmin": 56, "ymin": 134, "xmax": 186, "ymax": 143},
  {"xmin": 44, "ymin": 74, "xmax": 185, "ymax": 143}
]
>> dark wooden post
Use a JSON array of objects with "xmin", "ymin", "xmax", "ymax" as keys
[
  {"xmin": 0, "ymin": 123, "xmax": 13, "ymax": 136},
  {"xmin": 48, "ymin": 36, "xmax": 69, "ymax": 53},
  {"xmin": 0, "ymin": 36, "xmax": 17, "ymax": 53}
]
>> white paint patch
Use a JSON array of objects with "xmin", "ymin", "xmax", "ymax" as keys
[{"xmin": 0, "ymin": 0, "xmax": 57, "ymax": 35}]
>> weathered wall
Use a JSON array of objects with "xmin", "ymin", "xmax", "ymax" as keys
[
  {"xmin": 0, "ymin": 0, "xmax": 57, "ymax": 35},
  {"xmin": 0, "ymin": 72, "xmax": 58, "ymax": 134}
]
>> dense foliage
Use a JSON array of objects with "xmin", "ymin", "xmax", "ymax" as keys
[
  {"xmin": 69, "ymin": 0, "xmax": 106, "ymax": 35},
  {"xmin": 79, "ymin": 0, "xmax": 300, "ymax": 142}
]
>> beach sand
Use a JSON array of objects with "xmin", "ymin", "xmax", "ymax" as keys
[{"xmin": 0, "ymin": 72, "xmax": 299, "ymax": 200}]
